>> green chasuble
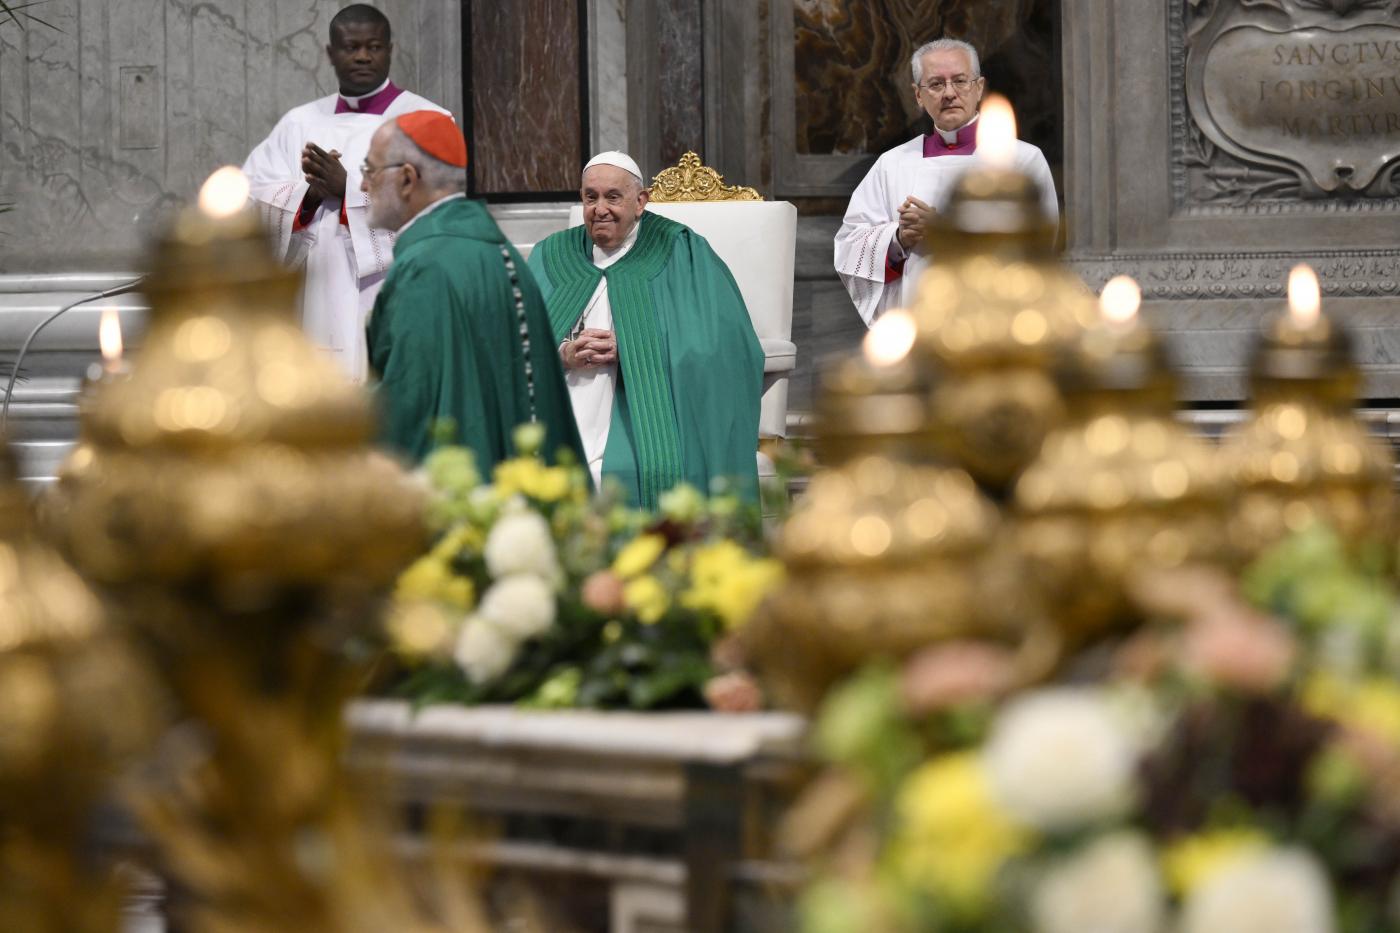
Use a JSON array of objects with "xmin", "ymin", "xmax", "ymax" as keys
[
  {"xmin": 528, "ymin": 211, "xmax": 764, "ymax": 508},
  {"xmin": 366, "ymin": 197, "xmax": 586, "ymax": 470}
]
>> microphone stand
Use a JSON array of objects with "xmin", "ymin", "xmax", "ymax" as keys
[{"xmin": 0, "ymin": 275, "xmax": 147, "ymax": 436}]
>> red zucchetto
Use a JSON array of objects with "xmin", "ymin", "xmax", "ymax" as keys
[{"xmin": 395, "ymin": 111, "xmax": 468, "ymax": 168}]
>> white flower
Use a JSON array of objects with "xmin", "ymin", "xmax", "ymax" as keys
[
  {"xmin": 479, "ymin": 574, "xmax": 556, "ymax": 641},
  {"xmin": 1181, "ymin": 848, "xmax": 1335, "ymax": 933},
  {"xmin": 1032, "ymin": 833, "xmax": 1163, "ymax": 933},
  {"xmin": 453, "ymin": 616, "xmax": 518, "ymax": 685},
  {"xmin": 985, "ymin": 687, "xmax": 1135, "ymax": 831},
  {"xmin": 484, "ymin": 511, "xmax": 558, "ymax": 579}
]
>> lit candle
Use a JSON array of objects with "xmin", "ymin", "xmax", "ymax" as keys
[
  {"xmin": 1099, "ymin": 275, "xmax": 1142, "ymax": 331},
  {"xmin": 198, "ymin": 166, "xmax": 251, "ymax": 219},
  {"xmin": 1287, "ymin": 263, "xmax": 1321, "ymax": 330},
  {"xmin": 99, "ymin": 306, "xmax": 123, "ymax": 373},
  {"xmin": 977, "ymin": 94, "xmax": 1018, "ymax": 170},
  {"xmin": 863, "ymin": 309, "xmax": 917, "ymax": 367}
]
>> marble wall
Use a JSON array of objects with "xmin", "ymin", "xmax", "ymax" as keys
[
  {"xmin": 655, "ymin": 0, "xmax": 705, "ymax": 166},
  {"xmin": 0, "ymin": 0, "xmax": 463, "ymax": 272},
  {"xmin": 468, "ymin": 0, "xmax": 585, "ymax": 196}
]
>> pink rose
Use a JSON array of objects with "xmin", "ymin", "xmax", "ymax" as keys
[
  {"xmin": 901, "ymin": 641, "xmax": 1016, "ymax": 714},
  {"xmin": 705, "ymin": 671, "xmax": 764, "ymax": 713},
  {"xmin": 581, "ymin": 570, "xmax": 626, "ymax": 615},
  {"xmin": 1182, "ymin": 610, "xmax": 1296, "ymax": 693}
]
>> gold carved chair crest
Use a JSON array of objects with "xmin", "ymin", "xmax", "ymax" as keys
[{"xmin": 647, "ymin": 151, "xmax": 762, "ymax": 202}]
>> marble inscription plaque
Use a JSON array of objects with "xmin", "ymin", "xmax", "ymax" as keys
[{"xmin": 1186, "ymin": 1, "xmax": 1400, "ymax": 198}]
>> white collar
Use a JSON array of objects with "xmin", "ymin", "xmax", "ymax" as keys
[
  {"xmin": 397, "ymin": 193, "xmax": 466, "ymax": 236},
  {"xmin": 339, "ymin": 78, "xmax": 391, "ymax": 110},
  {"xmin": 591, "ymin": 216, "xmax": 641, "ymax": 269},
  {"xmin": 936, "ymin": 112, "xmax": 979, "ymax": 145}
]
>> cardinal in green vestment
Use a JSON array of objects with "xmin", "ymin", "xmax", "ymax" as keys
[
  {"xmin": 528, "ymin": 151, "xmax": 764, "ymax": 509},
  {"xmin": 361, "ymin": 112, "xmax": 585, "ymax": 471}
]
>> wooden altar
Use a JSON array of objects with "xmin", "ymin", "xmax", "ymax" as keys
[{"xmin": 345, "ymin": 702, "xmax": 809, "ymax": 933}]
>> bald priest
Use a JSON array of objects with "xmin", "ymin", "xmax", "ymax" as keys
[
  {"xmin": 363, "ymin": 112, "xmax": 585, "ymax": 469},
  {"xmin": 242, "ymin": 4, "xmax": 450, "ymax": 382},
  {"xmin": 528, "ymin": 152, "xmax": 764, "ymax": 509}
]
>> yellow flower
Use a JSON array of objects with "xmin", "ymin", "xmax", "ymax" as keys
[
  {"xmin": 395, "ymin": 553, "xmax": 476, "ymax": 610},
  {"xmin": 1161, "ymin": 827, "xmax": 1268, "ymax": 896},
  {"xmin": 623, "ymin": 575, "xmax": 670, "ymax": 624},
  {"xmin": 492, "ymin": 458, "xmax": 576, "ymax": 503},
  {"xmin": 891, "ymin": 752, "xmax": 1028, "ymax": 915},
  {"xmin": 396, "ymin": 556, "xmax": 449, "ymax": 600},
  {"xmin": 1304, "ymin": 673, "xmax": 1400, "ymax": 744},
  {"xmin": 430, "ymin": 524, "xmax": 484, "ymax": 562},
  {"xmin": 384, "ymin": 602, "xmax": 457, "ymax": 660},
  {"xmin": 681, "ymin": 541, "xmax": 785, "ymax": 630},
  {"xmin": 613, "ymin": 534, "xmax": 668, "ymax": 580}
]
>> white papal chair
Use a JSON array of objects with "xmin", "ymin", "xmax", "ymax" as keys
[{"xmin": 565, "ymin": 153, "xmax": 798, "ymax": 462}]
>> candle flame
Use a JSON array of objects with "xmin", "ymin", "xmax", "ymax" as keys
[
  {"xmin": 978, "ymin": 94, "xmax": 1018, "ymax": 170},
  {"xmin": 99, "ymin": 307, "xmax": 123, "ymax": 365},
  {"xmin": 1100, "ymin": 275, "xmax": 1142, "ymax": 327},
  {"xmin": 1288, "ymin": 264, "xmax": 1321, "ymax": 329},
  {"xmin": 864, "ymin": 309, "xmax": 917, "ymax": 367},
  {"xmin": 198, "ymin": 166, "xmax": 251, "ymax": 219}
]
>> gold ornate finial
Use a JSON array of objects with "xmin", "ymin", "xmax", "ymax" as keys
[
  {"xmin": 0, "ymin": 442, "xmax": 157, "ymax": 933},
  {"xmin": 648, "ymin": 151, "xmax": 762, "ymax": 202}
]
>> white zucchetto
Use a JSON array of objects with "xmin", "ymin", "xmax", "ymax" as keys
[{"xmin": 583, "ymin": 150, "xmax": 644, "ymax": 184}]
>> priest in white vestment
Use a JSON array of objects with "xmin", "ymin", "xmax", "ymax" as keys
[
  {"xmin": 835, "ymin": 38, "xmax": 1059, "ymax": 326},
  {"xmin": 242, "ymin": 4, "xmax": 450, "ymax": 382}
]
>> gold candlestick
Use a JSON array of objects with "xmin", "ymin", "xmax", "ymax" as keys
[
  {"xmin": 745, "ymin": 313, "xmax": 1054, "ymax": 711},
  {"xmin": 910, "ymin": 96, "xmax": 1098, "ymax": 495},
  {"xmin": 1014, "ymin": 277, "xmax": 1231, "ymax": 639},
  {"xmin": 1220, "ymin": 264, "xmax": 1394, "ymax": 559},
  {"xmin": 0, "ymin": 443, "xmax": 156, "ymax": 933},
  {"xmin": 44, "ymin": 167, "xmax": 448, "ymax": 932}
]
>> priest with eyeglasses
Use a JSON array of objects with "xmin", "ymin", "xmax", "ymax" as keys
[{"xmin": 834, "ymin": 38, "xmax": 1059, "ymax": 326}]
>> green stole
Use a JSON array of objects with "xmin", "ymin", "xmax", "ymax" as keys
[{"xmin": 536, "ymin": 213, "xmax": 684, "ymax": 508}]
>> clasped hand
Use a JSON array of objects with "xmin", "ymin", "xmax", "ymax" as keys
[
  {"xmin": 562, "ymin": 328, "xmax": 618, "ymax": 370},
  {"xmin": 897, "ymin": 195, "xmax": 936, "ymax": 252},
  {"xmin": 301, "ymin": 142, "xmax": 347, "ymax": 206}
]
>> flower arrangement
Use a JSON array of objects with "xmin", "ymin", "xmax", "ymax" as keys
[
  {"xmin": 789, "ymin": 526, "xmax": 1400, "ymax": 933},
  {"xmin": 382, "ymin": 426, "xmax": 783, "ymax": 711}
]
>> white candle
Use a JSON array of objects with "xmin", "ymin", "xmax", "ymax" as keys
[
  {"xmin": 1099, "ymin": 275, "xmax": 1142, "ymax": 330},
  {"xmin": 1287, "ymin": 264, "xmax": 1321, "ymax": 330},
  {"xmin": 99, "ymin": 306, "xmax": 123, "ymax": 373},
  {"xmin": 198, "ymin": 166, "xmax": 251, "ymax": 219},
  {"xmin": 863, "ymin": 309, "xmax": 917, "ymax": 367},
  {"xmin": 977, "ymin": 94, "xmax": 1019, "ymax": 170}
]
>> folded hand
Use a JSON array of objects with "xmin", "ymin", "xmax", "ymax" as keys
[
  {"xmin": 562, "ymin": 328, "xmax": 618, "ymax": 370},
  {"xmin": 302, "ymin": 143, "xmax": 347, "ymax": 205},
  {"xmin": 897, "ymin": 196, "xmax": 936, "ymax": 252}
]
